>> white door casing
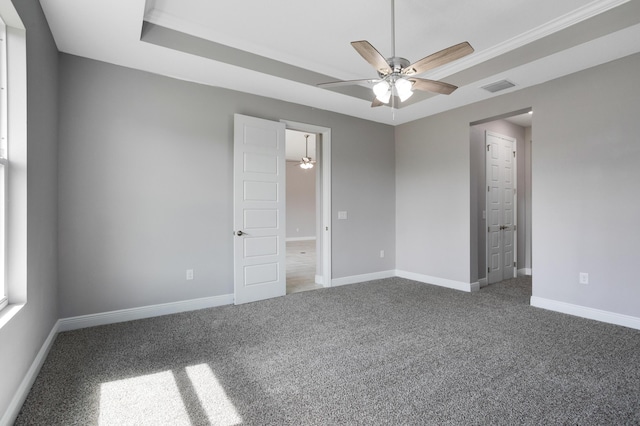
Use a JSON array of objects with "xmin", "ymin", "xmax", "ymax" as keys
[
  {"xmin": 486, "ymin": 131, "xmax": 517, "ymax": 284},
  {"xmin": 234, "ymin": 114, "xmax": 286, "ymax": 304}
]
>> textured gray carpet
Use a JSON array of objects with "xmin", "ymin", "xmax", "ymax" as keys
[{"xmin": 15, "ymin": 277, "xmax": 640, "ymax": 425}]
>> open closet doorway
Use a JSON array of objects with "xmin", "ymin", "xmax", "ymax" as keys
[{"xmin": 470, "ymin": 109, "xmax": 533, "ymax": 289}]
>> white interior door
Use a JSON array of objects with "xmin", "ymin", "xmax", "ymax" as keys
[
  {"xmin": 486, "ymin": 131, "xmax": 516, "ymax": 284},
  {"xmin": 234, "ymin": 114, "xmax": 286, "ymax": 304}
]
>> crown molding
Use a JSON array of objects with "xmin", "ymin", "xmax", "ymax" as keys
[{"xmin": 421, "ymin": 0, "xmax": 630, "ymax": 80}]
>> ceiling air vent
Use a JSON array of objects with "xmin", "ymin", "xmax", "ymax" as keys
[{"xmin": 482, "ymin": 79, "xmax": 516, "ymax": 93}]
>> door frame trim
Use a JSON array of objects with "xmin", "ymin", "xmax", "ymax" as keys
[{"xmin": 281, "ymin": 120, "xmax": 332, "ymax": 287}]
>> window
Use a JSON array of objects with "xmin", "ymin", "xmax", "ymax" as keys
[
  {"xmin": 0, "ymin": 1, "xmax": 27, "ymax": 319},
  {"xmin": 0, "ymin": 16, "xmax": 6, "ymax": 311}
]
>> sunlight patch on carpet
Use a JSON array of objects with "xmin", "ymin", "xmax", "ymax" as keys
[
  {"xmin": 98, "ymin": 365, "xmax": 242, "ymax": 426},
  {"xmin": 99, "ymin": 371, "xmax": 190, "ymax": 425},
  {"xmin": 186, "ymin": 363, "xmax": 242, "ymax": 425}
]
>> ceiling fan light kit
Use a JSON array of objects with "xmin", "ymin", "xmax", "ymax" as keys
[
  {"xmin": 394, "ymin": 77, "xmax": 413, "ymax": 102},
  {"xmin": 373, "ymin": 80, "xmax": 391, "ymax": 103},
  {"xmin": 318, "ymin": 0, "xmax": 474, "ymax": 109}
]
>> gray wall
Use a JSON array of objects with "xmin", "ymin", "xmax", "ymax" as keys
[
  {"xmin": 395, "ymin": 113, "xmax": 472, "ymax": 283},
  {"xmin": 532, "ymin": 54, "xmax": 640, "ymax": 316},
  {"xmin": 58, "ymin": 54, "xmax": 396, "ymax": 318},
  {"xmin": 470, "ymin": 119, "xmax": 528, "ymax": 283},
  {"xmin": 286, "ymin": 161, "xmax": 316, "ymax": 239},
  {"xmin": 0, "ymin": 0, "xmax": 58, "ymax": 419},
  {"xmin": 397, "ymin": 52, "xmax": 640, "ymax": 317}
]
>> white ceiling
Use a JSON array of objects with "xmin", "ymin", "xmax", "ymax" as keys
[
  {"xmin": 40, "ymin": 0, "xmax": 640, "ymax": 126},
  {"xmin": 505, "ymin": 112, "xmax": 533, "ymax": 128}
]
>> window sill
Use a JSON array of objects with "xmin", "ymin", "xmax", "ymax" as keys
[{"xmin": 0, "ymin": 303, "xmax": 25, "ymax": 329}]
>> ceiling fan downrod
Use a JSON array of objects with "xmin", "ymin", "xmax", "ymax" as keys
[{"xmin": 391, "ymin": 0, "xmax": 396, "ymax": 59}]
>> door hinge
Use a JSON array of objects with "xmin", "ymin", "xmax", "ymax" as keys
[
  {"xmin": 488, "ymin": 267, "xmax": 490, "ymax": 273},
  {"xmin": 488, "ymin": 226, "xmax": 490, "ymax": 233},
  {"xmin": 514, "ymin": 225, "xmax": 517, "ymax": 231},
  {"xmin": 487, "ymin": 186, "xmax": 490, "ymax": 192},
  {"xmin": 487, "ymin": 145, "xmax": 490, "ymax": 151},
  {"xmin": 513, "ymin": 261, "xmax": 516, "ymax": 267},
  {"xmin": 513, "ymin": 151, "xmax": 516, "ymax": 157}
]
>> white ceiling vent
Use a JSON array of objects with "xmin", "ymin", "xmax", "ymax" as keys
[{"xmin": 482, "ymin": 79, "xmax": 516, "ymax": 93}]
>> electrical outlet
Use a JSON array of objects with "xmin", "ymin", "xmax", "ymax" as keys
[
  {"xmin": 579, "ymin": 272, "xmax": 588, "ymax": 285},
  {"xmin": 380, "ymin": 250, "xmax": 385, "ymax": 258},
  {"xmin": 186, "ymin": 269, "xmax": 194, "ymax": 280}
]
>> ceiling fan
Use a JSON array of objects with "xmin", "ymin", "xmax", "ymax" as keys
[
  {"xmin": 299, "ymin": 134, "xmax": 315, "ymax": 169},
  {"xmin": 317, "ymin": 0, "xmax": 474, "ymax": 108}
]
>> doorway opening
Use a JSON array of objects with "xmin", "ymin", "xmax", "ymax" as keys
[
  {"xmin": 282, "ymin": 121, "xmax": 332, "ymax": 294},
  {"xmin": 285, "ymin": 130, "xmax": 322, "ymax": 294},
  {"xmin": 470, "ymin": 108, "xmax": 532, "ymax": 290}
]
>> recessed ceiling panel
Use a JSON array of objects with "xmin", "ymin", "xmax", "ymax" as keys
[{"xmin": 40, "ymin": 0, "xmax": 640, "ymax": 125}]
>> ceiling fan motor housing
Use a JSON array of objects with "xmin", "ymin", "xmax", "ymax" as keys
[{"xmin": 379, "ymin": 57, "xmax": 410, "ymax": 78}]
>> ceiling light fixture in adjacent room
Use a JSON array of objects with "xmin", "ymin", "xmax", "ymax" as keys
[{"xmin": 299, "ymin": 134, "xmax": 315, "ymax": 169}]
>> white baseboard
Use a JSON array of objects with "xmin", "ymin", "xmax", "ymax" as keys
[
  {"xmin": 518, "ymin": 268, "xmax": 532, "ymax": 276},
  {"xmin": 479, "ymin": 278, "xmax": 488, "ymax": 288},
  {"xmin": 395, "ymin": 270, "xmax": 476, "ymax": 292},
  {"xmin": 1, "ymin": 319, "xmax": 60, "ymax": 426},
  {"xmin": 58, "ymin": 294, "xmax": 234, "ymax": 332},
  {"xmin": 530, "ymin": 296, "xmax": 640, "ymax": 331},
  {"xmin": 315, "ymin": 274, "xmax": 324, "ymax": 286},
  {"xmin": 286, "ymin": 237, "xmax": 316, "ymax": 242},
  {"xmin": 331, "ymin": 270, "xmax": 395, "ymax": 287}
]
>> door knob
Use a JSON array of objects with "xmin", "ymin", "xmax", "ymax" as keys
[{"xmin": 235, "ymin": 230, "xmax": 245, "ymax": 236}]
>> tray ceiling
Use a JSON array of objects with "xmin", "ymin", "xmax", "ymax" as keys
[{"xmin": 40, "ymin": 0, "xmax": 640, "ymax": 125}]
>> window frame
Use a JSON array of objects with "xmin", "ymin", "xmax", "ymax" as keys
[
  {"xmin": 0, "ymin": 16, "xmax": 7, "ymax": 312},
  {"xmin": 0, "ymin": 1, "xmax": 27, "ymax": 320}
]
